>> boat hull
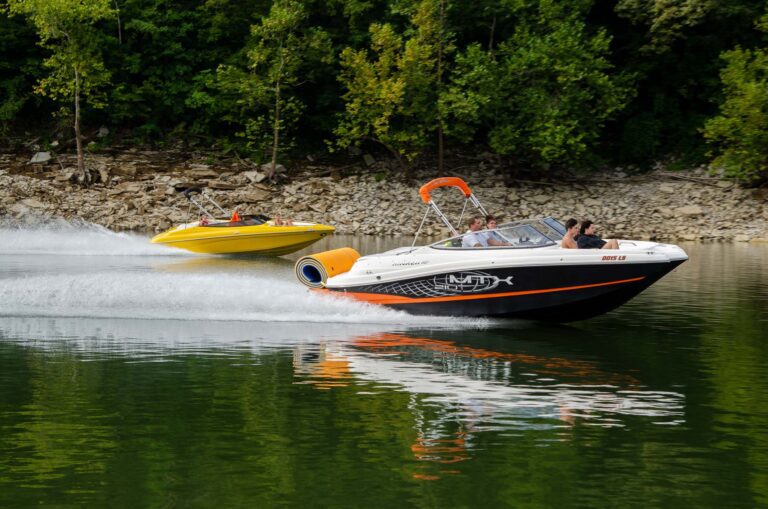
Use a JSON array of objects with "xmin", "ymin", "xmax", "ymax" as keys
[
  {"xmin": 151, "ymin": 224, "xmax": 334, "ymax": 256},
  {"xmin": 324, "ymin": 260, "xmax": 684, "ymax": 322}
]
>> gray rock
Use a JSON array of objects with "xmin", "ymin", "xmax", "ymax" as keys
[
  {"xmin": 21, "ymin": 198, "xmax": 46, "ymax": 209},
  {"xmin": 208, "ymin": 180, "xmax": 238, "ymax": 190},
  {"xmin": 241, "ymin": 189, "xmax": 271, "ymax": 202},
  {"xmin": 187, "ymin": 168, "xmax": 219, "ymax": 179},
  {"xmin": 98, "ymin": 166, "xmax": 110, "ymax": 184},
  {"xmin": 675, "ymin": 205, "xmax": 704, "ymax": 217},
  {"xmin": 243, "ymin": 170, "xmax": 267, "ymax": 183},
  {"xmin": 260, "ymin": 163, "xmax": 286, "ymax": 176},
  {"xmin": 30, "ymin": 152, "xmax": 51, "ymax": 164}
]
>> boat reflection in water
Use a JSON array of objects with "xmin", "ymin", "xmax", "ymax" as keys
[
  {"xmin": 292, "ymin": 330, "xmax": 685, "ymax": 480},
  {"xmin": 0, "ymin": 316, "xmax": 685, "ymax": 482}
]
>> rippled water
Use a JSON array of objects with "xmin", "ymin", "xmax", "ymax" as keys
[{"xmin": 0, "ymin": 223, "xmax": 766, "ymax": 507}]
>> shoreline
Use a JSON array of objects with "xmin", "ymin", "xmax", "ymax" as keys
[{"xmin": 1, "ymin": 150, "xmax": 767, "ymax": 242}]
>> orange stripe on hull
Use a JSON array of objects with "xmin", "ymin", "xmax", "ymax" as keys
[{"xmin": 323, "ymin": 276, "xmax": 646, "ymax": 306}]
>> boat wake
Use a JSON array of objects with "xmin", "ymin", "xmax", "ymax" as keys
[
  {"xmin": 0, "ymin": 220, "xmax": 486, "ymax": 326},
  {"xmin": 0, "ymin": 271, "xmax": 487, "ymax": 326},
  {"xmin": 0, "ymin": 219, "xmax": 184, "ymax": 256}
]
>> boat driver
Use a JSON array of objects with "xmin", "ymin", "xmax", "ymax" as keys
[
  {"xmin": 462, "ymin": 216, "xmax": 487, "ymax": 247},
  {"xmin": 483, "ymin": 216, "xmax": 511, "ymax": 246}
]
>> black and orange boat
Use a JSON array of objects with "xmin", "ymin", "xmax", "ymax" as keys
[{"xmin": 295, "ymin": 177, "xmax": 688, "ymax": 321}]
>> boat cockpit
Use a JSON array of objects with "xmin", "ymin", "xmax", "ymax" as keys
[{"xmin": 431, "ymin": 217, "xmax": 565, "ymax": 250}]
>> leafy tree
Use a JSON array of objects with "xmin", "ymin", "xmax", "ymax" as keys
[
  {"xmin": 6, "ymin": 0, "xmax": 114, "ymax": 174},
  {"xmin": 608, "ymin": 0, "xmax": 766, "ymax": 165},
  {"xmin": 334, "ymin": 23, "xmax": 408, "ymax": 163},
  {"xmin": 0, "ymin": 12, "xmax": 43, "ymax": 136},
  {"xmin": 615, "ymin": 0, "xmax": 715, "ymax": 54},
  {"xmin": 438, "ymin": 43, "xmax": 493, "ymax": 145},
  {"xmin": 703, "ymin": 16, "xmax": 768, "ymax": 184},
  {"xmin": 483, "ymin": 2, "xmax": 631, "ymax": 170},
  {"xmin": 335, "ymin": 0, "xmax": 453, "ymax": 169},
  {"xmin": 409, "ymin": 0, "xmax": 454, "ymax": 172},
  {"xmin": 208, "ymin": 0, "xmax": 332, "ymax": 171}
]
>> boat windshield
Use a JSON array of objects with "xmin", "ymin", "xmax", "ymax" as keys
[
  {"xmin": 431, "ymin": 224, "xmax": 557, "ymax": 249},
  {"xmin": 497, "ymin": 217, "xmax": 565, "ymax": 240}
]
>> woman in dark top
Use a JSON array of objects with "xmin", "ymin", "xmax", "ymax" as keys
[{"xmin": 577, "ymin": 220, "xmax": 619, "ymax": 249}]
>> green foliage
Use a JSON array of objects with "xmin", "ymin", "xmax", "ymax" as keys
[
  {"xmin": 335, "ymin": 23, "xmax": 409, "ymax": 158},
  {"xmin": 335, "ymin": 0, "xmax": 453, "ymax": 163},
  {"xmin": 484, "ymin": 2, "xmax": 632, "ymax": 169},
  {"xmin": 0, "ymin": 12, "xmax": 43, "ymax": 133},
  {"xmin": 703, "ymin": 45, "xmax": 768, "ymax": 183},
  {"xmin": 6, "ymin": 0, "xmax": 114, "ymax": 105},
  {"xmin": 616, "ymin": 0, "xmax": 715, "ymax": 53},
  {"xmin": 438, "ymin": 43, "xmax": 493, "ymax": 143},
  {"xmin": 6, "ymin": 0, "xmax": 114, "ymax": 170},
  {"xmin": 204, "ymin": 0, "xmax": 332, "ymax": 159},
  {"xmin": 0, "ymin": 0, "xmax": 767, "ymax": 173}
]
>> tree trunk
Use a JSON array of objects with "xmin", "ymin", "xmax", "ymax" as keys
[
  {"xmin": 436, "ymin": 0, "xmax": 445, "ymax": 174},
  {"xmin": 437, "ymin": 126, "xmax": 444, "ymax": 174},
  {"xmin": 271, "ymin": 78, "xmax": 280, "ymax": 177},
  {"xmin": 489, "ymin": 15, "xmax": 496, "ymax": 54},
  {"xmin": 74, "ymin": 67, "xmax": 84, "ymax": 174},
  {"xmin": 114, "ymin": 0, "xmax": 122, "ymax": 43},
  {"xmin": 270, "ymin": 51, "xmax": 284, "ymax": 180}
]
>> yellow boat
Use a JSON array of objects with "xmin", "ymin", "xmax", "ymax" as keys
[
  {"xmin": 151, "ymin": 217, "xmax": 335, "ymax": 255},
  {"xmin": 150, "ymin": 188, "xmax": 334, "ymax": 256}
]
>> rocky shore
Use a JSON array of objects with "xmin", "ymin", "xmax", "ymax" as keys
[{"xmin": 1, "ymin": 150, "xmax": 767, "ymax": 242}]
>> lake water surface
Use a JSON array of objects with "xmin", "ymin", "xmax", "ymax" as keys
[{"xmin": 0, "ymin": 223, "xmax": 767, "ymax": 508}]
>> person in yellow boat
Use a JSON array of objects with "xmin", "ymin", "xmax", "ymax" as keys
[{"xmin": 273, "ymin": 214, "xmax": 293, "ymax": 226}]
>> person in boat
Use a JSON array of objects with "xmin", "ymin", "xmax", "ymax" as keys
[
  {"xmin": 483, "ymin": 216, "xmax": 511, "ymax": 246},
  {"xmin": 199, "ymin": 215, "xmax": 209, "ymax": 226},
  {"xmin": 561, "ymin": 218, "xmax": 579, "ymax": 249},
  {"xmin": 462, "ymin": 216, "xmax": 487, "ymax": 247},
  {"xmin": 577, "ymin": 220, "xmax": 619, "ymax": 250},
  {"xmin": 273, "ymin": 214, "xmax": 294, "ymax": 226}
]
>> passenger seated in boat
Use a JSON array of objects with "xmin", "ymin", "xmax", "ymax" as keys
[
  {"xmin": 561, "ymin": 218, "xmax": 579, "ymax": 249},
  {"xmin": 483, "ymin": 216, "xmax": 511, "ymax": 246},
  {"xmin": 199, "ymin": 215, "xmax": 209, "ymax": 226},
  {"xmin": 577, "ymin": 220, "xmax": 619, "ymax": 250},
  {"xmin": 273, "ymin": 214, "xmax": 294, "ymax": 226},
  {"xmin": 462, "ymin": 216, "xmax": 486, "ymax": 247}
]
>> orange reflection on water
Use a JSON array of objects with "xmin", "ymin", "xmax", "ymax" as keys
[
  {"xmin": 351, "ymin": 333, "xmax": 640, "ymax": 387},
  {"xmin": 410, "ymin": 431, "xmax": 470, "ymax": 481},
  {"xmin": 292, "ymin": 345, "xmax": 352, "ymax": 389}
]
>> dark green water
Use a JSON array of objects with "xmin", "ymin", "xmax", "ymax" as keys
[{"xmin": 0, "ymin": 226, "xmax": 766, "ymax": 508}]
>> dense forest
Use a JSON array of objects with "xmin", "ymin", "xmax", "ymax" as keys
[{"xmin": 1, "ymin": 0, "xmax": 767, "ymax": 183}]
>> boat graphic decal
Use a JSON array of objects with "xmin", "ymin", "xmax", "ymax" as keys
[
  {"xmin": 333, "ymin": 276, "xmax": 648, "ymax": 306},
  {"xmin": 357, "ymin": 271, "xmax": 513, "ymax": 297}
]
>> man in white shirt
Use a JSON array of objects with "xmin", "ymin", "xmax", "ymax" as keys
[{"xmin": 462, "ymin": 216, "xmax": 487, "ymax": 247}]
